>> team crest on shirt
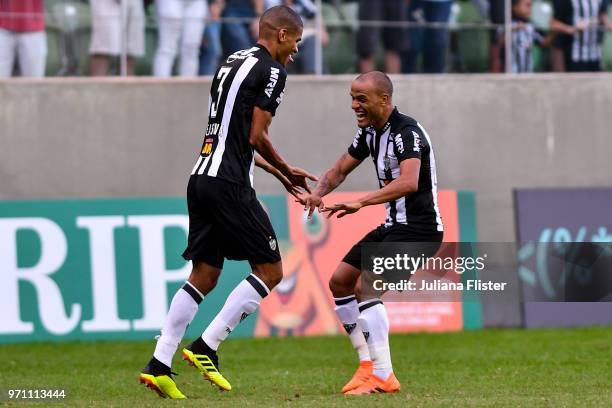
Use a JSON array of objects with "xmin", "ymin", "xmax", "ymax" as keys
[
  {"xmin": 363, "ymin": 331, "xmax": 370, "ymax": 342},
  {"xmin": 269, "ymin": 236, "xmax": 277, "ymax": 251}
]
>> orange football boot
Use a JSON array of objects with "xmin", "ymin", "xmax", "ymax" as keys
[
  {"xmin": 344, "ymin": 372, "xmax": 400, "ymax": 395},
  {"xmin": 341, "ymin": 360, "xmax": 373, "ymax": 393}
]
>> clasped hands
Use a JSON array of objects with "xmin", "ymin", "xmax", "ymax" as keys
[{"xmin": 296, "ymin": 193, "xmax": 363, "ymax": 220}]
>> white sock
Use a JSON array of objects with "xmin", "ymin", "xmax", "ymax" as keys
[
  {"xmin": 201, "ymin": 274, "xmax": 270, "ymax": 350},
  {"xmin": 153, "ymin": 281, "xmax": 203, "ymax": 368},
  {"xmin": 334, "ymin": 295, "xmax": 371, "ymax": 362},
  {"xmin": 358, "ymin": 299, "xmax": 392, "ymax": 380}
]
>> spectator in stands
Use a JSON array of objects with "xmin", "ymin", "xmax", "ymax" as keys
[
  {"xmin": 402, "ymin": 0, "xmax": 453, "ymax": 73},
  {"xmin": 0, "ymin": 0, "xmax": 46, "ymax": 77},
  {"xmin": 221, "ymin": 0, "xmax": 264, "ymax": 58},
  {"xmin": 356, "ymin": 0, "xmax": 405, "ymax": 73},
  {"xmin": 551, "ymin": 0, "xmax": 612, "ymax": 71},
  {"xmin": 154, "ymin": 0, "xmax": 207, "ymax": 76},
  {"xmin": 89, "ymin": 0, "xmax": 146, "ymax": 76},
  {"xmin": 493, "ymin": 0, "xmax": 552, "ymax": 73},
  {"xmin": 264, "ymin": 0, "xmax": 328, "ymax": 74},
  {"xmin": 489, "ymin": 0, "xmax": 505, "ymax": 72},
  {"xmin": 199, "ymin": 0, "xmax": 225, "ymax": 75}
]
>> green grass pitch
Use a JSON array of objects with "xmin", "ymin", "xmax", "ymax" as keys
[{"xmin": 1, "ymin": 327, "xmax": 611, "ymax": 407}]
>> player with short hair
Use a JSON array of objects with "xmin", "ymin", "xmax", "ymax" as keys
[
  {"xmin": 303, "ymin": 71, "xmax": 444, "ymax": 395},
  {"xmin": 139, "ymin": 5, "xmax": 316, "ymax": 399}
]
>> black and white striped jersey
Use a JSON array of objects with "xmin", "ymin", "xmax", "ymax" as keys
[
  {"xmin": 553, "ymin": 0, "xmax": 609, "ymax": 63},
  {"xmin": 191, "ymin": 44, "xmax": 287, "ymax": 187},
  {"xmin": 498, "ymin": 20, "xmax": 544, "ymax": 73},
  {"xmin": 348, "ymin": 108, "xmax": 443, "ymax": 232}
]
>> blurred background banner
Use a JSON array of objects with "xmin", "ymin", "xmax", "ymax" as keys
[
  {"xmin": 514, "ymin": 187, "xmax": 612, "ymax": 328},
  {"xmin": 0, "ymin": 190, "xmax": 475, "ymax": 344}
]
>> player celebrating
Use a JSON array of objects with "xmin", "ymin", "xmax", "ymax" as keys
[
  {"xmin": 303, "ymin": 71, "xmax": 444, "ymax": 395},
  {"xmin": 139, "ymin": 6, "xmax": 316, "ymax": 399}
]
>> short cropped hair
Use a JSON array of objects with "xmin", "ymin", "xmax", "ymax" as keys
[
  {"xmin": 259, "ymin": 5, "xmax": 303, "ymax": 37},
  {"xmin": 355, "ymin": 71, "xmax": 393, "ymax": 97}
]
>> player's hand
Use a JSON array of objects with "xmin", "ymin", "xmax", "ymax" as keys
[
  {"xmin": 286, "ymin": 167, "xmax": 318, "ymax": 194},
  {"xmin": 322, "ymin": 201, "xmax": 363, "ymax": 219},
  {"xmin": 278, "ymin": 173, "xmax": 303, "ymax": 201},
  {"xmin": 301, "ymin": 194, "xmax": 325, "ymax": 219},
  {"xmin": 575, "ymin": 19, "xmax": 589, "ymax": 32}
]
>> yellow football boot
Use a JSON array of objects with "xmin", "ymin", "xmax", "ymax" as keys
[
  {"xmin": 139, "ymin": 358, "xmax": 186, "ymax": 399},
  {"xmin": 182, "ymin": 338, "xmax": 232, "ymax": 391}
]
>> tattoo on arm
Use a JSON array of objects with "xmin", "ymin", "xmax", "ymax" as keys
[{"xmin": 314, "ymin": 153, "xmax": 350, "ymax": 197}]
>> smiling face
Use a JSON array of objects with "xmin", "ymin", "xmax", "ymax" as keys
[
  {"xmin": 350, "ymin": 78, "xmax": 390, "ymax": 129},
  {"xmin": 277, "ymin": 27, "xmax": 302, "ymax": 66}
]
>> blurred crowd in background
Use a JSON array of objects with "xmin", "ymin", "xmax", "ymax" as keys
[{"xmin": 0, "ymin": 0, "xmax": 611, "ymax": 78}]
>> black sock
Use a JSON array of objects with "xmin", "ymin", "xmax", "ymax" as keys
[
  {"xmin": 147, "ymin": 357, "xmax": 171, "ymax": 375},
  {"xmin": 190, "ymin": 337, "xmax": 215, "ymax": 355}
]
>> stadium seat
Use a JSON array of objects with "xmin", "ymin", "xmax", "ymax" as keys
[{"xmin": 455, "ymin": 1, "xmax": 489, "ymax": 72}]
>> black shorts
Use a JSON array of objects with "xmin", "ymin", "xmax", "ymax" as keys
[
  {"xmin": 342, "ymin": 223, "xmax": 444, "ymax": 269},
  {"xmin": 182, "ymin": 175, "xmax": 281, "ymax": 268},
  {"xmin": 563, "ymin": 47, "xmax": 602, "ymax": 72},
  {"xmin": 356, "ymin": 0, "xmax": 406, "ymax": 57}
]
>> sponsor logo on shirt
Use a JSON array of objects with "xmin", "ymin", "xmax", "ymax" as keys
[
  {"xmin": 394, "ymin": 133, "xmax": 405, "ymax": 154},
  {"xmin": 352, "ymin": 132, "xmax": 361, "ymax": 148},
  {"xmin": 276, "ymin": 90, "xmax": 285, "ymax": 105},
  {"xmin": 265, "ymin": 67, "xmax": 280, "ymax": 97},
  {"xmin": 411, "ymin": 131, "xmax": 421, "ymax": 152},
  {"xmin": 227, "ymin": 46, "xmax": 258, "ymax": 63}
]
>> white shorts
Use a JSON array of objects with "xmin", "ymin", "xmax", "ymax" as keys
[{"xmin": 89, "ymin": 0, "xmax": 145, "ymax": 57}]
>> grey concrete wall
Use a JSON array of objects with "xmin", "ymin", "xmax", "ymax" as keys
[{"xmin": 2, "ymin": 74, "xmax": 612, "ymax": 241}]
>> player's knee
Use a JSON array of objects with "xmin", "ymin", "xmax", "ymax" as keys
[
  {"xmin": 328, "ymin": 274, "xmax": 351, "ymax": 298},
  {"xmin": 266, "ymin": 270, "xmax": 283, "ymax": 289},
  {"xmin": 353, "ymin": 280, "xmax": 363, "ymax": 301},
  {"xmin": 252, "ymin": 263, "xmax": 283, "ymax": 290},
  {"xmin": 189, "ymin": 262, "xmax": 221, "ymax": 295}
]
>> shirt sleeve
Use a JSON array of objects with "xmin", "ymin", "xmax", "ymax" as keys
[
  {"xmin": 347, "ymin": 128, "xmax": 370, "ymax": 160},
  {"xmin": 394, "ymin": 126, "xmax": 422, "ymax": 162},
  {"xmin": 254, "ymin": 64, "xmax": 287, "ymax": 116}
]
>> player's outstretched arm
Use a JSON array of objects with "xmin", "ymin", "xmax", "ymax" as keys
[
  {"xmin": 249, "ymin": 106, "xmax": 318, "ymax": 193},
  {"xmin": 324, "ymin": 159, "xmax": 420, "ymax": 219},
  {"xmin": 301, "ymin": 153, "xmax": 362, "ymax": 218},
  {"xmin": 254, "ymin": 154, "xmax": 302, "ymax": 199}
]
